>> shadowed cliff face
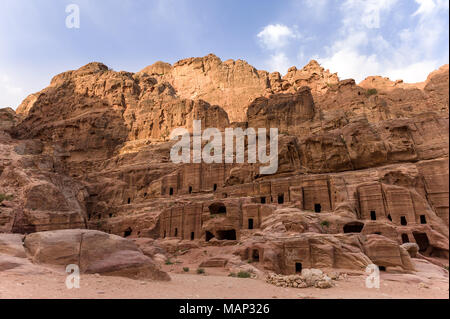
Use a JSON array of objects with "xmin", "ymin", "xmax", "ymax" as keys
[{"xmin": 0, "ymin": 56, "xmax": 448, "ymax": 274}]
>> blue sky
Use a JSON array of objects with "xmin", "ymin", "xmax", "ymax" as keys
[{"xmin": 0, "ymin": 0, "xmax": 448, "ymax": 108}]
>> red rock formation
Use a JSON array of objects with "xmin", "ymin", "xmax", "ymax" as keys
[{"xmin": 0, "ymin": 55, "xmax": 448, "ymax": 276}]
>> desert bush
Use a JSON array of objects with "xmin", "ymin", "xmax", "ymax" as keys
[
  {"xmin": 320, "ymin": 220, "xmax": 330, "ymax": 227},
  {"xmin": 165, "ymin": 259, "xmax": 174, "ymax": 265},
  {"xmin": 196, "ymin": 268, "xmax": 205, "ymax": 274},
  {"xmin": 0, "ymin": 194, "xmax": 13, "ymax": 203},
  {"xmin": 237, "ymin": 271, "xmax": 252, "ymax": 278}
]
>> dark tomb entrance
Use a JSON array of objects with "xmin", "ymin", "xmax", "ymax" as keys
[
  {"xmin": 413, "ymin": 232, "xmax": 430, "ymax": 252},
  {"xmin": 343, "ymin": 221, "xmax": 364, "ymax": 233},
  {"xmin": 420, "ymin": 215, "xmax": 427, "ymax": 224},
  {"xmin": 401, "ymin": 233, "xmax": 409, "ymax": 243},
  {"xmin": 315, "ymin": 203, "xmax": 322, "ymax": 213},
  {"xmin": 400, "ymin": 216, "xmax": 407, "ymax": 225},
  {"xmin": 209, "ymin": 202, "xmax": 227, "ymax": 215},
  {"xmin": 252, "ymin": 249, "xmax": 259, "ymax": 262},
  {"xmin": 205, "ymin": 231, "xmax": 215, "ymax": 242},
  {"xmin": 216, "ymin": 229, "xmax": 236, "ymax": 240},
  {"xmin": 278, "ymin": 194, "xmax": 284, "ymax": 204},
  {"xmin": 124, "ymin": 227, "xmax": 132, "ymax": 237}
]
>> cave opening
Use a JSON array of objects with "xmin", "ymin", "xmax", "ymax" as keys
[
  {"xmin": 213, "ymin": 184, "xmax": 217, "ymax": 191},
  {"xmin": 174, "ymin": 228, "xmax": 178, "ymax": 237},
  {"xmin": 401, "ymin": 233, "xmax": 409, "ymax": 243},
  {"xmin": 189, "ymin": 186, "xmax": 193, "ymax": 194},
  {"xmin": 205, "ymin": 231, "xmax": 215, "ymax": 242},
  {"xmin": 169, "ymin": 188, "xmax": 174, "ymax": 196},
  {"xmin": 209, "ymin": 202, "xmax": 227, "ymax": 215},
  {"xmin": 278, "ymin": 194, "xmax": 284, "ymax": 204},
  {"xmin": 295, "ymin": 262, "xmax": 302, "ymax": 273},
  {"xmin": 260, "ymin": 197, "xmax": 266, "ymax": 204},
  {"xmin": 420, "ymin": 215, "xmax": 427, "ymax": 224},
  {"xmin": 370, "ymin": 210, "xmax": 376, "ymax": 220},
  {"xmin": 190, "ymin": 232, "xmax": 195, "ymax": 240},
  {"xmin": 123, "ymin": 227, "xmax": 132, "ymax": 237},
  {"xmin": 127, "ymin": 198, "xmax": 131, "ymax": 204},
  {"xmin": 248, "ymin": 218, "xmax": 254, "ymax": 230},
  {"xmin": 387, "ymin": 214, "xmax": 392, "ymax": 221},
  {"xmin": 252, "ymin": 249, "xmax": 259, "ymax": 262},
  {"xmin": 413, "ymin": 232, "xmax": 430, "ymax": 252},
  {"xmin": 400, "ymin": 216, "xmax": 407, "ymax": 226},
  {"xmin": 379, "ymin": 266, "xmax": 386, "ymax": 271},
  {"xmin": 343, "ymin": 221, "xmax": 364, "ymax": 233},
  {"xmin": 216, "ymin": 229, "xmax": 236, "ymax": 240},
  {"xmin": 315, "ymin": 203, "xmax": 322, "ymax": 213}
]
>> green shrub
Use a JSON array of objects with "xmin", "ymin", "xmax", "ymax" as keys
[
  {"xmin": 165, "ymin": 259, "xmax": 174, "ymax": 265},
  {"xmin": 0, "ymin": 194, "xmax": 13, "ymax": 203},
  {"xmin": 366, "ymin": 88, "xmax": 378, "ymax": 96},
  {"xmin": 320, "ymin": 220, "xmax": 330, "ymax": 228},
  {"xmin": 196, "ymin": 268, "xmax": 205, "ymax": 274},
  {"xmin": 237, "ymin": 271, "xmax": 251, "ymax": 278},
  {"xmin": 183, "ymin": 267, "xmax": 189, "ymax": 272}
]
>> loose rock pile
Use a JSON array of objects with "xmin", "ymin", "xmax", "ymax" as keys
[{"xmin": 265, "ymin": 269, "xmax": 336, "ymax": 289}]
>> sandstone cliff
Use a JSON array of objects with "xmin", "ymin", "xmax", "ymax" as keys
[{"xmin": 1, "ymin": 55, "xmax": 448, "ymax": 275}]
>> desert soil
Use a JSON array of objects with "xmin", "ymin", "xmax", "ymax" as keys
[{"xmin": 0, "ymin": 259, "xmax": 448, "ymax": 299}]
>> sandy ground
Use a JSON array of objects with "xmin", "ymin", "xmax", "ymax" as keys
[{"xmin": 0, "ymin": 259, "xmax": 448, "ymax": 299}]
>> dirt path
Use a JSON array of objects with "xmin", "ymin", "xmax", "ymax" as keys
[{"xmin": 0, "ymin": 269, "xmax": 448, "ymax": 299}]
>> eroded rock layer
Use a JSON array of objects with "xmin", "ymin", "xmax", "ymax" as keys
[{"xmin": 0, "ymin": 55, "xmax": 448, "ymax": 275}]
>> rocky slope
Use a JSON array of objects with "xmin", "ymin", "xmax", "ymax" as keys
[{"xmin": 0, "ymin": 54, "xmax": 448, "ymax": 280}]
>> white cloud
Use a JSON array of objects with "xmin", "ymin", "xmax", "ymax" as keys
[
  {"xmin": 0, "ymin": 74, "xmax": 24, "ymax": 108},
  {"xmin": 413, "ymin": 0, "xmax": 436, "ymax": 16},
  {"xmin": 316, "ymin": 0, "xmax": 448, "ymax": 83},
  {"xmin": 319, "ymin": 49, "xmax": 381, "ymax": 81},
  {"xmin": 257, "ymin": 24, "xmax": 299, "ymax": 50},
  {"xmin": 385, "ymin": 60, "xmax": 438, "ymax": 82},
  {"xmin": 265, "ymin": 52, "xmax": 292, "ymax": 74}
]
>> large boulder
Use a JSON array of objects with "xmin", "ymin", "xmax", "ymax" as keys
[
  {"xmin": 0, "ymin": 233, "xmax": 26, "ymax": 258},
  {"xmin": 363, "ymin": 235, "xmax": 415, "ymax": 272},
  {"xmin": 23, "ymin": 229, "xmax": 170, "ymax": 280},
  {"xmin": 401, "ymin": 243, "xmax": 420, "ymax": 258}
]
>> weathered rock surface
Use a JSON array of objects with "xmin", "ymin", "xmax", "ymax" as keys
[
  {"xmin": 401, "ymin": 243, "xmax": 420, "ymax": 258},
  {"xmin": 0, "ymin": 55, "xmax": 448, "ymax": 279},
  {"xmin": 23, "ymin": 229, "xmax": 170, "ymax": 280}
]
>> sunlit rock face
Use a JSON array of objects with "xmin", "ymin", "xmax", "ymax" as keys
[{"xmin": 0, "ymin": 55, "xmax": 448, "ymax": 274}]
